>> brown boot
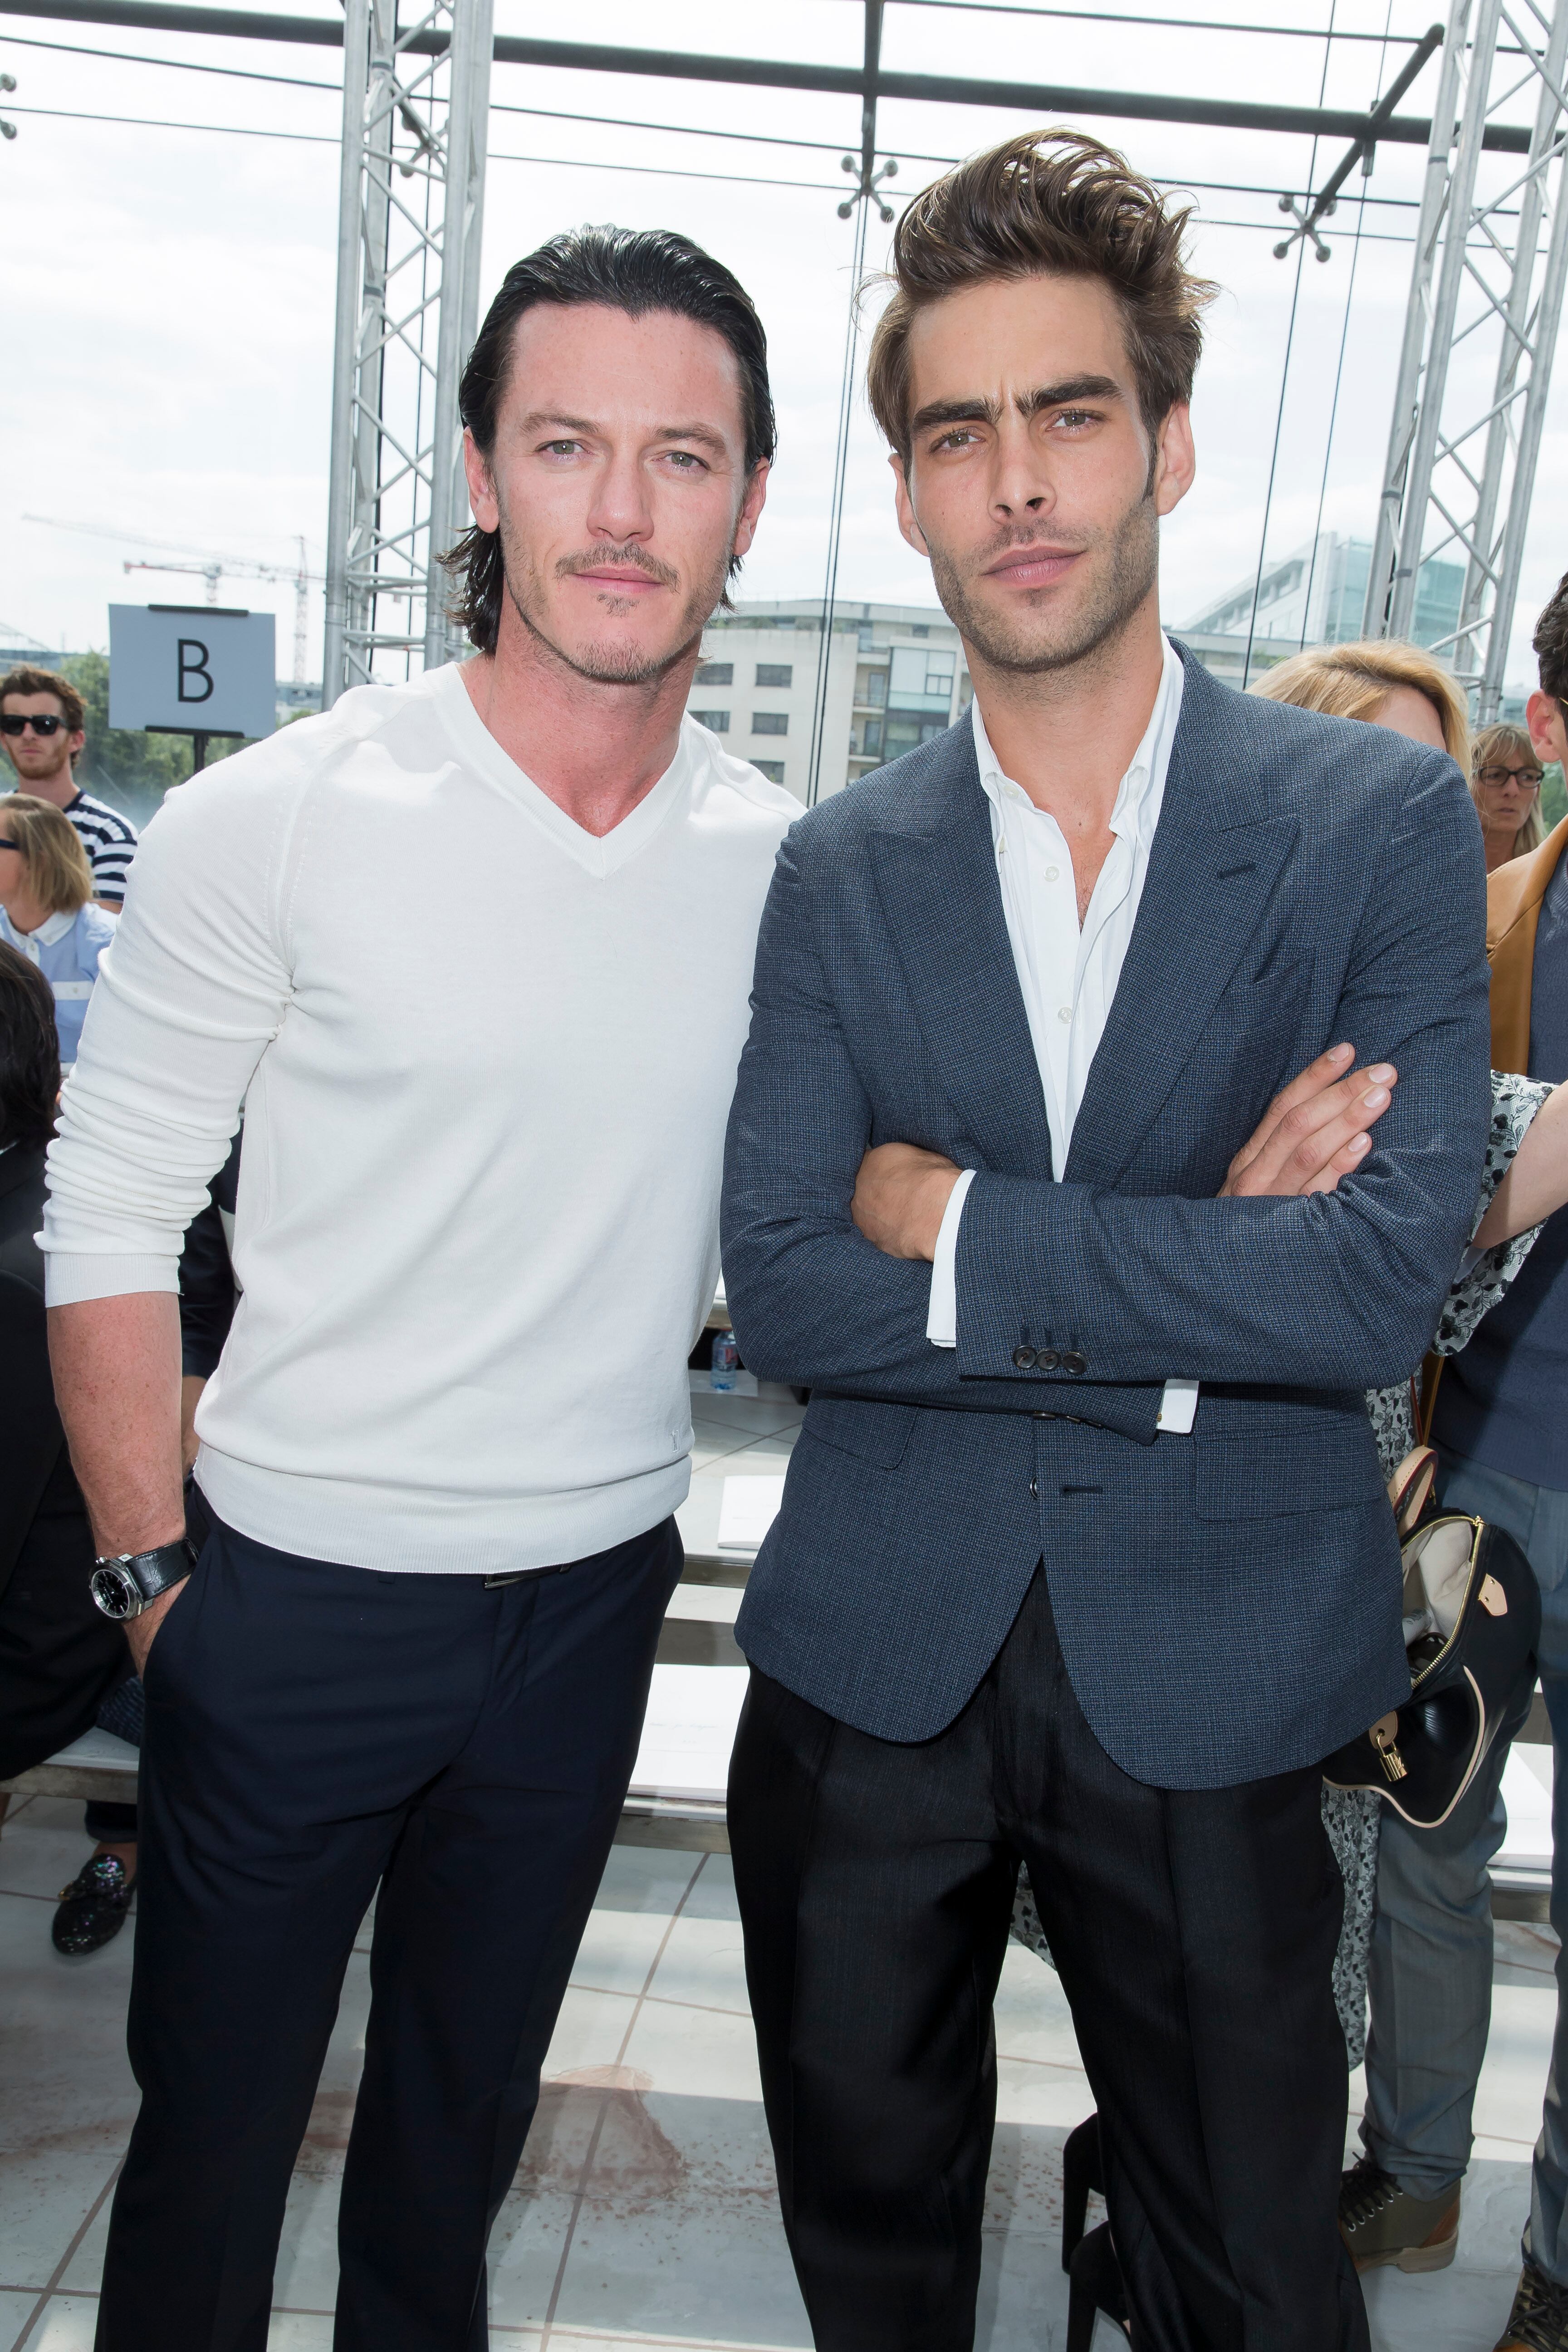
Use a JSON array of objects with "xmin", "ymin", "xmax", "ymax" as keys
[{"xmin": 1337, "ymin": 2156, "xmax": 1459, "ymax": 2274}]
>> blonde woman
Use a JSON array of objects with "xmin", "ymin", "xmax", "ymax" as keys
[
  {"xmin": 1471, "ymin": 719, "xmax": 1548, "ymax": 874},
  {"xmin": 1254, "ymin": 636, "xmax": 1471, "ymax": 766},
  {"xmin": 0, "ymin": 794, "xmax": 117, "ymax": 1066}
]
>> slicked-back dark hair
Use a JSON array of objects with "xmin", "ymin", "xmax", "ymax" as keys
[
  {"xmin": 0, "ymin": 939, "xmax": 61, "ymax": 1153},
  {"xmin": 867, "ymin": 128, "xmax": 1217, "ymax": 465},
  {"xmin": 1534, "ymin": 570, "xmax": 1568, "ymax": 704},
  {"xmin": 442, "ymin": 226, "xmax": 776, "ymax": 656}
]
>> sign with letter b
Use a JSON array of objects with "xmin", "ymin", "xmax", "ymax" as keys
[{"xmin": 108, "ymin": 604, "xmax": 276, "ymax": 741}]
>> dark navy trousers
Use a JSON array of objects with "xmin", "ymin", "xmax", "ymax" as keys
[{"xmin": 95, "ymin": 1510, "xmax": 682, "ymax": 2352}]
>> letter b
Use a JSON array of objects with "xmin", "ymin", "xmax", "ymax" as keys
[{"xmin": 176, "ymin": 639, "xmax": 214, "ymax": 704}]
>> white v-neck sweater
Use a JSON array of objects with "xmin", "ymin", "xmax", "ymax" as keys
[{"xmin": 42, "ymin": 663, "xmax": 797, "ymax": 1574}]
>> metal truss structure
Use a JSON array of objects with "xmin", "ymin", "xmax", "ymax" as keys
[
  {"xmin": 21, "ymin": 0, "xmax": 1568, "ymax": 712},
  {"xmin": 322, "ymin": 0, "xmax": 493, "ymax": 706},
  {"xmin": 1363, "ymin": 0, "xmax": 1568, "ymax": 714}
]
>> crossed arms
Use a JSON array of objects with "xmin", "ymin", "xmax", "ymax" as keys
[{"xmin": 720, "ymin": 774, "xmax": 1491, "ymax": 1407}]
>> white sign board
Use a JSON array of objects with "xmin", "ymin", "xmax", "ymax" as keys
[{"xmin": 109, "ymin": 605, "xmax": 276, "ymax": 740}]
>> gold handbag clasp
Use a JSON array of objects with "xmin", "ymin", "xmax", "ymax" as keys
[{"xmin": 1371, "ymin": 1713, "xmax": 1409, "ymax": 1783}]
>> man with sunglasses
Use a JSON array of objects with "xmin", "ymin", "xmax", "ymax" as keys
[
  {"xmin": 1347, "ymin": 576, "xmax": 1568, "ymax": 2352},
  {"xmin": 1, "ymin": 667, "xmax": 137, "ymax": 910}
]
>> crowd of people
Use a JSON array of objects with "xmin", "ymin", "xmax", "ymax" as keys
[{"xmin": 5, "ymin": 120, "xmax": 1568, "ymax": 2352}]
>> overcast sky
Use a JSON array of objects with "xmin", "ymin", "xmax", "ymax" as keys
[{"xmin": 3, "ymin": 0, "xmax": 1565, "ymax": 692}]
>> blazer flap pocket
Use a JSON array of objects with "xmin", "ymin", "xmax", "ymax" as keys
[
  {"xmin": 802, "ymin": 1396, "xmax": 916, "ymax": 1470},
  {"xmin": 1193, "ymin": 1430, "xmax": 1385, "ymax": 1521}
]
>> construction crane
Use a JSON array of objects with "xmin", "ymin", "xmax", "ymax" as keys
[
  {"xmin": 24, "ymin": 515, "xmax": 321, "ymax": 688},
  {"xmin": 122, "ymin": 543, "xmax": 317, "ymax": 689}
]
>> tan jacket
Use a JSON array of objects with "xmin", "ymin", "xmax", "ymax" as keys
[{"xmin": 1488, "ymin": 812, "xmax": 1568, "ymax": 1072}]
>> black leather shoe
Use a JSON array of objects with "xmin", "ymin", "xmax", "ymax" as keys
[{"xmin": 52, "ymin": 1854, "xmax": 135, "ymax": 1955}]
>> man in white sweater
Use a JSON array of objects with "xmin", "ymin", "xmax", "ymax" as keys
[{"xmin": 44, "ymin": 228, "xmax": 795, "ymax": 2352}]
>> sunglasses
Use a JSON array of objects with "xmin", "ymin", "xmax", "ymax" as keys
[
  {"xmin": 0, "ymin": 713, "xmax": 64, "ymax": 737},
  {"xmin": 1476, "ymin": 763, "xmax": 1544, "ymax": 789},
  {"xmin": 0, "ymin": 840, "xmax": 20, "ymax": 853}
]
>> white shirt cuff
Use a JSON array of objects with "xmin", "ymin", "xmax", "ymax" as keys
[
  {"xmin": 926, "ymin": 1168, "xmax": 976, "ymax": 1347},
  {"xmin": 1156, "ymin": 1377, "xmax": 1199, "ymax": 1434}
]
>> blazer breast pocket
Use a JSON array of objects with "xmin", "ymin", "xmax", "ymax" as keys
[{"xmin": 800, "ymin": 1396, "xmax": 916, "ymax": 1470}]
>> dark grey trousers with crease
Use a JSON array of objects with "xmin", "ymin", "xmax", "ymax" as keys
[{"xmin": 729, "ymin": 1567, "xmax": 1369, "ymax": 2352}]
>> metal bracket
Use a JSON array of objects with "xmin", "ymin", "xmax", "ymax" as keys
[{"xmin": 1274, "ymin": 21, "xmax": 1444, "ymax": 261}]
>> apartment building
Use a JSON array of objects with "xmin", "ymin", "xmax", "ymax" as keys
[{"xmin": 688, "ymin": 597, "xmax": 971, "ymax": 804}]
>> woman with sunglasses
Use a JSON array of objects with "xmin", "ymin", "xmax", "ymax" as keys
[
  {"xmin": 1472, "ymin": 720, "xmax": 1549, "ymax": 874},
  {"xmin": 0, "ymin": 794, "xmax": 117, "ymax": 1067}
]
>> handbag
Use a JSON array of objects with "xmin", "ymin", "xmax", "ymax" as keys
[{"xmin": 1320, "ymin": 1440, "xmax": 1540, "ymax": 1829}]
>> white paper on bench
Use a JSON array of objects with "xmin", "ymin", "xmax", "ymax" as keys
[
  {"xmin": 628, "ymin": 1664, "xmax": 748, "ymax": 1803},
  {"xmin": 1498, "ymin": 1745, "xmax": 1554, "ymax": 1874},
  {"xmin": 26, "ymin": 1727, "xmax": 141, "ymax": 1775},
  {"xmin": 718, "ymin": 1474, "xmax": 785, "ymax": 1551}
]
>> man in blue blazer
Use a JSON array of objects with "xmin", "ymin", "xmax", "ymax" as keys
[{"xmin": 721, "ymin": 130, "xmax": 1490, "ymax": 2352}]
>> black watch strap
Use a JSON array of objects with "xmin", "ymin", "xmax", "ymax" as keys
[{"xmin": 97, "ymin": 1538, "xmax": 197, "ymax": 1602}]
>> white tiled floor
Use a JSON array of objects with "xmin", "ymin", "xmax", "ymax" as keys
[
  {"xmin": 0, "ymin": 1369, "xmax": 1558, "ymax": 2352},
  {"xmin": 1, "ymin": 1783, "xmax": 1559, "ymax": 2352}
]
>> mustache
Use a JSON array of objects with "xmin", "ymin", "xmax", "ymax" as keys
[
  {"xmin": 554, "ymin": 544, "xmax": 680, "ymax": 589},
  {"xmin": 971, "ymin": 526, "xmax": 1094, "ymax": 568}
]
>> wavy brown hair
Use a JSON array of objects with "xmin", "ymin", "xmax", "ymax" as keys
[{"xmin": 866, "ymin": 129, "xmax": 1217, "ymax": 465}]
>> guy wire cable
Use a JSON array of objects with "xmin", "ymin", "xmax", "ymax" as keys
[
  {"xmin": 807, "ymin": 190, "xmax": 873, "ymax": 808},
  {"xmin": 1298, "ymin": 0, "xmax": 1390, "ymax": 647},
  {"xmin": 1241, "ymin": 0, "xmax": 1336, "ymax": 687}
]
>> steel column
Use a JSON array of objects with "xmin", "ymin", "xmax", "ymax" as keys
[
  {"xmin": 424, "ymin": 0, "xmax": 493, "ymax": 669},
  {"xmin": 322, "ymin": 0, "xmax": 493, "ymax": 706},
  {"xmin": 1365, "ymin": 0, "xmax": 1568, "ymax": 704},
  {"xmin": 1388, "ymin": 0, "xmax": 1503, "ymax": 642},
  {"xmin": 1362, "ymin": 7, "xmax": 1470, "ymax": 638}
]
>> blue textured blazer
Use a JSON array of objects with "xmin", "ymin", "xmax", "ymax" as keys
[{"xmin": 721, "ymin": 645, "xmax": 1492, "ymax": 1790}]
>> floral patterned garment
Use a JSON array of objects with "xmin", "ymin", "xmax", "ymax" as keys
[{"xmin": 1010, "ymin": 1071, "xmax": 1553, "ymax": 2069}]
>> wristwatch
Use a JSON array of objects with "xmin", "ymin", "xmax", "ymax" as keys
[{"xmin": 90, "ymin": 1538, "xmax": 198, "ymax": 1622}]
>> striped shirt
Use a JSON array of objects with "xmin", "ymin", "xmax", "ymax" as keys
[{"xmin": 65, "ymin": 789, "xmax": 138, "ymax": 905}]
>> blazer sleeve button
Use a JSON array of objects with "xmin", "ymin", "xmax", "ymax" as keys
[
  {"xmin": 1060, "ymin": 1351, "xmax": 1088, "ymax": 1376},
  {"xmin": 1011, "ymin": 1346, "xmax": 1038, "ymax": 1369},
  {"xmin": 1037, "ymin": 1350, "xmax": 1060, "ymax": 1372}
]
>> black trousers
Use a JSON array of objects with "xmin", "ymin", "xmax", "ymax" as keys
[
  {"xmin": 728, "ymin": 1568, "xmax": 1367, "ymax": 2352},
  {"xmin": 96, "ymin": 1510, "xmax": 682, "ymax": 2352}
]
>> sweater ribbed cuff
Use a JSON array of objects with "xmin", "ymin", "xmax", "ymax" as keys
[{"xmin": 44, "ymin": 1251, "xmax": 181, "ymax": 1308}]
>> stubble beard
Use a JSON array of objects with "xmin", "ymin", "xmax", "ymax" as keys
[
  {"xmin": 498, "ymin": 506, "xmax": 732, "ymax": 691},
  {"xmin": 15, "ymin": 750, "xmax": 72, "ymax": 793},
  {"xmin": 926, "ymin": 484, "xmax": 1160, "ymax": 681}
]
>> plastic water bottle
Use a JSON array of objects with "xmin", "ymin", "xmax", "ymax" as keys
[{"xmin": 711, "ymin": 1329, "xmax": 740, "ymax": 1391}]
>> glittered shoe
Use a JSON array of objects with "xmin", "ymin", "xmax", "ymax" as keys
[
  {"xmin": 51, "ymin": 1853, "xmax": 135, "ymax": 1956},
  {"xmin": 1338, "ymin": 2156, "xmax": 1458, "ymax": 2274}
]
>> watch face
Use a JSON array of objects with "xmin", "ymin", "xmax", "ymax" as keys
[{"xmin": 90, "ymin": 1565, "xmax": 139, "ymax": 1621}]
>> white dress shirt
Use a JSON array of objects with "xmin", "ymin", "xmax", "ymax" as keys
[{"xmin": 926, "ymin": 633, "xmax": 1198, "ymax": 1433}]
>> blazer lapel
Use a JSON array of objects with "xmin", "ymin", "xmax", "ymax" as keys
[
  {"xmin": 1065, "ymin": 656, "xmax": 1299, "ymax": 1190},
  {"xmin": 868, "ymin": 730, "xmax": 1056, "ymax": 1178}
]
